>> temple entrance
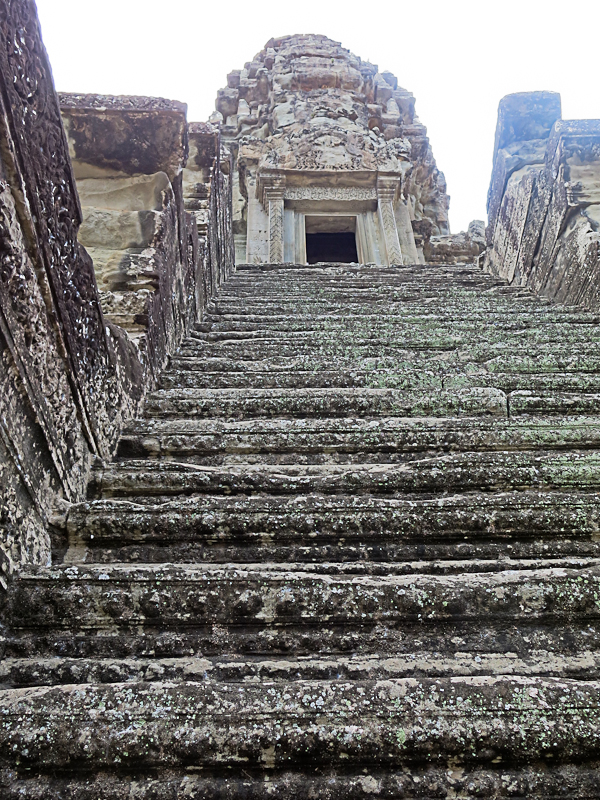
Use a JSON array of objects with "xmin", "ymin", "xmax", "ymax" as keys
[{"xmin": 305, "ymin": 215, "xmax": 359, "ymax": 264}]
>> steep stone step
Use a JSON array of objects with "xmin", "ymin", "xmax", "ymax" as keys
[
  {"xmin": 8, "ymin": 563, "xmax": 600, "ymax": 634},
  {"xmin": 197, "ymin": 308, "xmax": 600, "ymax": 330},
  {"xmin": 90, "ymin": 450, "xmax": 600, "ymax": 498},
  {"xmin": 5, "ymin": 764, "xmax": 600, "ymax": 800},
  {"xmin": 207, "ymin": 300, "xmax": 546, "ymax": 317},
  {"xmin": 65, "ymin": 490, "xmax": 600, "ymax": 564},
  {"xmin": 0, "ymin": 677, "xmax": 599, "ymax": 777},
  {"xmin": 159, "ymin": 367, "xmax": 446, "ymax": 391},
  {"xmin": 115, "ymin": 416, "xmax": 600, "ymax": 465},
  {"xmin": 159, "ymin": 366, "xmax": 600, "ymax": 393},
  {"xmin": 4, "ymin": 643, "xmax": 600, "ymax": 689},
  {"xmin": 171, "ymin": 343, "xmax": 600, "ymax": 369},
  {"xmin": 144, "ymin": 386, "xmax": 508, "ymax": 419},
  {"xmin": 188, "ymin": 323, "xmax": 600, "ymax": 346},
  {"xmin": 510, "ymin": 391, "xmax": 600, "ymax": 415}
]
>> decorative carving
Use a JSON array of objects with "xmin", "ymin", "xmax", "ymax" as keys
[
  {"xmin": 216, "ymin": 33, "xmax": 451, "ymax": 263},
  {"xmin": 0, "ymin": 0, "xmax": 123, "ymax": 453},
  {"xmin": 378, "ymin": 197, "xmax": 403, "ymax": 265},
  {"xmin": 0, "ymin": 181, "xmax": 83, "ymax": 495},
  {"xmin": 284, "ymin": 187, "xmax": 377, "ymax": 201},
  {"xmin": 266, "ymin": 189, "xmax": 285, "ymax": 263}
]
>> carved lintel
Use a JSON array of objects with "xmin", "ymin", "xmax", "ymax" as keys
[{"xmin": 284, "ymin": 187, "xmax": 377, "ymax": 201}]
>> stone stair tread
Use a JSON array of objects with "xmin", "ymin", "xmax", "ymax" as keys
[
  {"xmin": 115, "ymin": 414, "xmax": 600, "ymax": 461},
  {"xmin": 91, "ymin": 449, "xmax": 600, "ymax": 497},
  {"xmin": 4, "ymin": 649, "xmax": 600, "ymax": 687},
  {"xmin": 158, "ymin": 370, "xmax": 600, "ymax": 394},
  {"xmin": 166, "ymin": 349, "xmax": 600, "ymax": 370},
  {"xmin": 67, "ymin": 488, "xmax": 600, "ymax": 534},
  {"xmin": 144, "ymin": 386, "xmax": 509, "ymax": 418},
  {"xmin": 195, "ymin": 312, "xmax": 600, "ymax": 333},
  {"xmin": 0, "ymin": 676, "xmax": 599, "ymax": 774},
  {"xmin": 8, "ymin": 563, "xmax": 600, "ymax": 632}
]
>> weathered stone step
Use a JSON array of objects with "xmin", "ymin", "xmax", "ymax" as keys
[
  {"xmin": 160, "ymin": 367, "xmax": 443, "ymax": 391},
  {"xmin": 212, "ymin": 298, "xmax": 524, "ymax": 310},
  {"xmin": 199, "ymin": 306, "xmax": 599, "ymax": 329},
  {"xmin": 1, "ymin": 676, "xmax": 598, "ymax": 775},
  {"xmin": 66, "ymin": 490, "xmax": 600, "ymax": 564},
  {"xmin": 6, "ymin": 764, "xmax": 600, "ymax": 800},
  {"xmin": 4, "ymin": 619, "xmax": 597, "ymax": 662},
  {"xmin": 173, "ymin": 340, "xmax": 600, "ymax": 364},
  {"xmin": 510, "ymin": 391, "xmax": 600, "ymax": 415},
  {"xmin": 207, "ymin": 299, "xmax": 543, "ymax": 317},
  {"xmin": 3, "ymin": 644, "xmax": 600, "ymax": 689},
  {"xmin": 206, "ymin": 286, "xmax": 540, "ymax": 306},
  {"xmin": 195, "ymin": 310, "xmax": 600, "ymax": 333},
  {"xmin": 189, "ymin": 322, "xmax": 600, "ymax": 345},
  {"xmin": 115, "ymin": 416, "xmax": 600, "ymax": 464},
  {"xmin": 145, "ymin": 387, "xmax": 508, "ymax": 419},
  {"xmin": 7, "ymin": 564, "xmax": 600, "ymax": 633},
  {"xmin": 220, "ymin": 279, "xmax": 501, "ymax": 293},
  {"xmin": 91, "ymin": 450, "xmax": 600, "ymax": 498},
  {"xmin": 225, "ymin": 267, "xmax": 494, "ymax": 283},
  {"xmin": 156, "ymin": 372, "xmax": 600, "ymax": 395},
  {"xmin": 175, "ymin": 341, "xmax": 600, "ymax": 368},
  {"xmin": 159, "ymin": 367, "xmax": 600, "ymax": 394}
]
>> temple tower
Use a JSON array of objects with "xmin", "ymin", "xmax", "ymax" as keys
[{"xmin": 210, "ymin": 34, "xmax": 450, "ymax": 265}]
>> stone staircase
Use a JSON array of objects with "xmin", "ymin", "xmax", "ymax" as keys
[{"xmin": 2, "ymin": 262, "xmax": 600, "ymax": 798}]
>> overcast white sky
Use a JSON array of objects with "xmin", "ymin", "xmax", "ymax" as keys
[{"xmin": 36, "ymin": 0, "xmax": 600, "ymax": 233}]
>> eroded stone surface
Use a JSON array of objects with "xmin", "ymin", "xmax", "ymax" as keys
[{"xmin": 4, "ymin": 6, "xmax": 600, "ymax": 796}]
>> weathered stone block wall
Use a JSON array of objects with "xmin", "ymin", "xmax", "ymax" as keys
[
  {"xmin": 0, "ymin": 0, "xmax": 233, "ymax": 576},
  {"xmin": 485, "ymin": 92, "xmax": 600, "ymax": 308},
  {"xmin": 59, "ymin": 93, "xmax": 202, "ymax": 385},
  {"xmin": 183, "ymin": 123, "xmax": 234, "ymax": 303}
]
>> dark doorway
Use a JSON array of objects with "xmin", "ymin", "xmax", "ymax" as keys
[{"xmin": 306, "ymin": 232, "xmax": 359, "ymax": 264}]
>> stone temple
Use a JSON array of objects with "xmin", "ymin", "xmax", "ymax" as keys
[
  {"xmin": 211, "ymin": 34, "xmax": 450, "ymax": 266},
  {"xmin": 3, "ymin": 2, "xmax": 600, "ymax": 798}
]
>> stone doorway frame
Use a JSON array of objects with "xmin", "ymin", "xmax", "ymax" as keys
[{"xmin": 253, "ymin": 172, "xmax": 413, "ymax": 266}]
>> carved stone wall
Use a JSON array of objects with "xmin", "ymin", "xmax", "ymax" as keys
[
  {"xmin": 485, "ymin": 92, "xmax": 600, "ymax": 308},
  {"xmin": 0, "ymin": 0, "xmax": 132, "ymax": 572},
  {"xmin": 0, "ymin": 1, "xmax": 233, "ymax": 575},
  {"xmin": 183, "ymin": 122, "xmax": 235, "ymax": 303}
]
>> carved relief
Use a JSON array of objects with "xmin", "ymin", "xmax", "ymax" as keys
[
  {"xmin": 0, "ymin": 0, "xmax": 121, "ymax": 454},
  {"xmin": 267, "ymin": 192, "xmax": 285, "ymax": 263},
  {"xmin": 378, "ymin": 197, "xmax": 403, "ymax": 265},
  {"xmin": 285, "ymin": 187, "xmax": 377, "ymax": 201},
  {"xmin": 0, "ymin": 180, "xmax": 84, "ymax": 496},
  {"xmin": 215, "ymin": 33, "xmax": 451, "ymax": 262}
]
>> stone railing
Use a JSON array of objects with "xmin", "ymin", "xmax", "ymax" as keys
[
  {"xmin": 485, "ymin": 91, "xmax": 600, "ymax": 308},
  {"xmin": 0, "ymin": 0, "xmax": 233, "ymax": 579}
]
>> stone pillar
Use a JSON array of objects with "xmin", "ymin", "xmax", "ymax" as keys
[
  {"xmin": 377, "ymin": 179, "xmax": 403, "ymax": 265},
  {"xmin": 265, "ymin": 185, "xmax": 285, "ymax": 263},
  {"xmin": 395, "ymin": 199, "xmax": 419, "ymax": 264}
]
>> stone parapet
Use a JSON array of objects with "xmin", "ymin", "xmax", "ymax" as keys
[{"xmin": 485, "ymin": 92, "xmax": 600, "ymax": 308}]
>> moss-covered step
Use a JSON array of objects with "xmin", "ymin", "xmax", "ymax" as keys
[
  {"xmin": 144, "ymin": 387, "xmax": 508, "ymax": 419},
  {"xmin": 1, "ymin": 677, "xmax": 600, "ymax": 774}
]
